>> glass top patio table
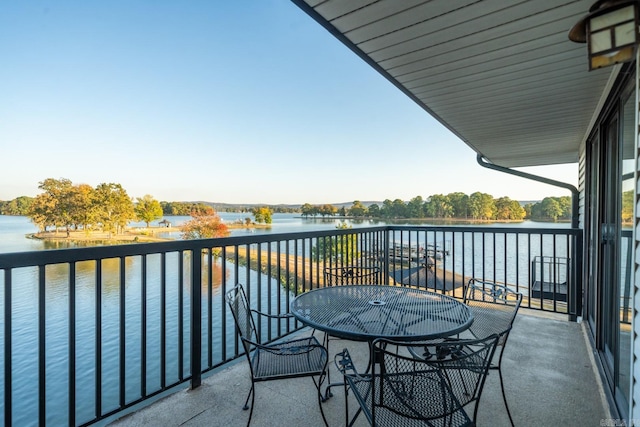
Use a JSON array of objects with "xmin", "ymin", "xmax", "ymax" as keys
[{"xmin": 290, "ymin": 285, "xmax": 473, "ymax": 342}]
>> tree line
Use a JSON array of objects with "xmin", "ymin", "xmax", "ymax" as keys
[
  {"xmin": 1, "ymin": 178, "xmax": 275, "ymax": 235},
  {"xmin": 0, "ymin": 180, "xmax": 577, "ymax": 224},
  {"xmin": 302, "ymin": 193, "xmax": 573, "ymax": 221}
]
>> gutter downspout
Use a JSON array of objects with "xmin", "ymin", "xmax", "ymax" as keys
[{"xmin": 476, "ymin": 155, "xmax": 579, "ymax": 228}]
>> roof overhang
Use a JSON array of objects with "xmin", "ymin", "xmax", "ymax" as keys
[{"xmin": 293, "ymin": 0, "xmax": 619, "ymax": 168}]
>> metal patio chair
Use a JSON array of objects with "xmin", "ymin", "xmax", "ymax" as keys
[
  {"xmin": 323, "ymin": 265, "xmax": 381, "ymax": 286},
  {"xmin": 226, "ymin": 284, "xmax": 329, "ymax": 427},
  {"xmin": 320, "ymin": 265, "xmax": 381, "ymax": 396},
  {"xmin": 337, "ymin": 334, "xmax": 500, "ymax": 426},
  {"xmin": 406, "ymin": 278, "xmax": 522, "ymax": 426},
  {"xmin": 462, "ymin": 279, "xmax": 523, "ymax": 426}
]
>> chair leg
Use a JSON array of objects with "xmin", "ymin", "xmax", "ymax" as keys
[
  {"xmin": 315, "ymin": 374, "xmax": 329, "ymax": 427},
  {"xmin": 344, "ymin": 379, "xmax": 349, "ymax": 427},
  {"xmin": 243, "ymin": 383, "xmax": 255, "ymax": 427},
  {"xmin": 323, "ymin": 332, "xmax": 332, "ymax": 394},
  {"xmin": 498, "ymin": 367, "xmax": 515, "ymax": 427}
]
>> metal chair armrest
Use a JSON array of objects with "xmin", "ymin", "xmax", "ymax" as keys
[
  {"xmin": 251, "ymin": 308, "xmax": 294, "ymax": 320},
  {"xmin": 245, "ymin": 335, "xmax": 325, "ymax": 357},
  {"xmin": 335, "ymin": 348, "xmax": 369, "ymax": 382}
]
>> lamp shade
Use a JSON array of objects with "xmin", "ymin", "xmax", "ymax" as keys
[{"xmin": 568, "ymin": 0, "xmax": 640, "ymax": 70}]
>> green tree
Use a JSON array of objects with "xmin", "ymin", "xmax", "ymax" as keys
[
  {"xmin": 425, "ymin": 194, "xmax": 452, "ymax": 218},
  {"xmin": 406, "ymin": 196, "xmax": 425, "ymax": 218},
  {"xmin": 523, "ymin": 203, "xmax": 533, "ymax": 218},
  {"xmin": 135, "ymin": 195, "xmax": 163, "ymax": 227},
  {"xmin": 557, "ymin": 196, "xmax": 572, "ymax": 220},
  {"xmin": 181, "ymin": 211, "xmax": 230, "ymax": 239},
  {"xmin": 391, "ymin": 199, "xmax": 408, "ymax": 218},
  {"xmin": 539, "ymin": 197, "xmax": 563, "ymax": 221},
  {"xmin": 367, "ymin": 203, "xmax": 380, "ymax": 217},
  {"xmin": 349, "ymin": 200, "xmax": 368, "ymax": 217},
  {"xmin": 380, "ymin": 199, "xmax": 393, "ymax": 218},
  {"xmin": 93, "ymin": 183, "xmax": 135, "ymax": 235},
  {"xmin": 311, "ymin": 222, "xmax": 357, "ymax": 263},
  {"xmin": 509, "ymin": 199, "xmax": 526, "ymax": 220},
  {"xmin": 447, "ymin": 192, "xmax": 469, "ymax": 218},
  {"xmin": 468, "ymin": 192, "xmax": 496, "ymax": 220},
  {"xmin": 0, "ymin": 196, "xmax": 34, "ymax": 215},
  {"xmin": 252, "ymin": 206, "xmax": 273, "ymax": 224}
]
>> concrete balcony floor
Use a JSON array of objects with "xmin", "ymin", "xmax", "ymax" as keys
[{"xmin": 109, "ymin": 310, "xmax": 610, "ymax": 427}]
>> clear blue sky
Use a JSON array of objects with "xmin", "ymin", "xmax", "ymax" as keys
[{"xmin": 0, "ymin": 1, "xmax": 577, "ymax": 205}]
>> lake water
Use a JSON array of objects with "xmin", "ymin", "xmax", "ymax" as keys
[
  {"xmin": 0, "ymin": 213, "xmax": 568, "ymax": 254},
  {"xmin": 0, "ymin": 214, "xmax": 569, "ymax": 425}
]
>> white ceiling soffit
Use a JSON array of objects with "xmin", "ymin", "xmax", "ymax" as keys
[{"xmin": 293, "ymin": 0, "xmax": 617, "ymax": 168}]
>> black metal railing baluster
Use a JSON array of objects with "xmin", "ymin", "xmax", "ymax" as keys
[
  {"xmin": 160, "ymin": 252, "xmax": 166, "ymax": 390},
  {"xmin": 95, "ymin": 260, "xmax": 102, "ymax": 419},
  {"xmin": 141, "ymin": 255, "xmax": 147, "ymax": 398},
  {"xmin": 69, "ymin": 262, "xmax": 76, "ymax": 427},
  {"xmin": 38, "ymin": 265, "xmax": 46, "ymax": 426},
  {"xmin": 4, "ymin": 268, "xmax": 11, "ymax": 427},
  {"xmin": 207, "ymin": 249, "xmax": 213, "ymax": 370},
  {"xmin": 190, "ymin": 249, "xmax": 202, "ymax": 389},
  {"xmin": 221, "ymin": 246, "xmax": 228, "ymax": 362},
  {"xmin": 178, "ymin": 251, "xmax": 184, "ymax": 381},
  {"xmin": 119, "ymin": 257, "xmax": 126, "ymax": 408}
]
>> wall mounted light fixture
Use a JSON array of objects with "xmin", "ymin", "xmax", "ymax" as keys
[{"xmin": 569, "ymin": 0, "xmax": 640, "ymax": 70}]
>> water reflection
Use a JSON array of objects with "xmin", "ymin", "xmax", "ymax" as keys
[{"xmin": 2, "ymin": 252, "xmax": 232, "ymax": 426}]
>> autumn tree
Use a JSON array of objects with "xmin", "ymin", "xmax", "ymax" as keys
[
  {"xmin": 135, "ymin": 195, "xmax": 163, "ymax": 227},
  {"xmin": 181, "ymin": 211, "xmax": 230, "ymax": 239},
  {"xmin": 622, "ymin": 190, "xmax": 634, "ymax": 223},
  {"xmin": 495, "ymin": 196, "xmax": 525, "ymax": 220},
  {"xmin": 318, "ymin": 204, "xmax": 338, "ymax": 217},
  {"xmin": 301, "ymin": 203, "xmax": 316, "ymax": 217},
  {"xmin": 252, "ymin": 206, "xmax": 273, "ymax": 224},
  {"xmin": 35, "ymin": 178, "xmax": 74, "ymax": 232},
  {"xmin": 29, "ymin": 192, "xmax": 57, "ymax": 231},
  {"xmin": 69, "ymin": 184, "xmax": 98, "ymax": 231}
]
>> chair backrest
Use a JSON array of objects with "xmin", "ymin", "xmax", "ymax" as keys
[
  {"xmin": 371, "ymin": 335, "xmax": 500, "ymax": 424},
  {"xmin": 225, "ymin": 284, "xmax": 258, "ymax": 355},
  {"xmin": 464, "ymin": 279, "xmax": 523, "ymax": 345},
  {"xmin": 323, "ymin": 265, "xmax": 380, "ymax": 286}
]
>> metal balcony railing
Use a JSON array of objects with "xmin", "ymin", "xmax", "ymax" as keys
[{"xmin": 0, "ymin": 225, "xmax": 582, "ymax": 426}]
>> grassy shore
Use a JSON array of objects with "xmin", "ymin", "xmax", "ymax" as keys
[{"xmin": 29, "ymin": 223, "xmax": 272, "ymax": 243}]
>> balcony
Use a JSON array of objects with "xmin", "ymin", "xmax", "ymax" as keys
[
  {"xmin": 0, "ymin": 224, "xmax": 604, "ymax": 426},
  {"xmin": 109, "ymin": 309, "xmax": 608, "ymax": 426}
]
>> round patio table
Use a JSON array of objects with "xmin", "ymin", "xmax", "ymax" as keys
[{"xmin": 290, "ymin": 285, "xmax": 473, "ymax": 342}]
